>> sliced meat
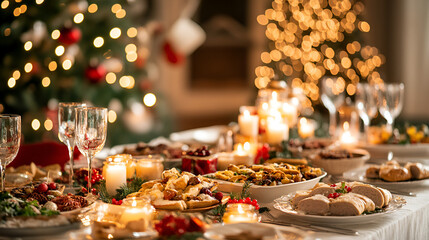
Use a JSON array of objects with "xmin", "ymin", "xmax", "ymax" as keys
[
  {"xmin": 350, "ymin": 183, "xmax": 385, "ymax": 208},
  {"xmin": 309, "ymin": 183, "xmax": 335, "ymax": 196},
  {"xmin": 349, "ymin": 193, "xmax": 375, "ymax": 212},
  {"xmin": 291, "ymin": 190, "xmax": 311, "ymax": 207},
  {"xmin": 377, "ymin": 187, "xmax": 392, "ymax": 206},
  {"xmin": 329, "ymin": 194, "xmax": 366, "ymax": 216},
  {"xmin": 297, "ymin": 195, "xmax": 330, "ymax": 215}
]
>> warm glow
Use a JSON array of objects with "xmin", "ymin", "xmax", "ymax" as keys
[
  {"xmin": 93, "ymin": 37, "xmax": 104, "ymax": 48},
  {"xmin": 127, "ymin": 27, "xmax": 137, "ymax": 38},
  {"xmin": 125, "ymin": 44, "xmax": 137, "ymax": 53},
  {"xmin": 24, "ymin": 62, "xmax": 33, "ymax": 73},
  {"xmin": 88, "ymin": 3, "xmax": 98, "ymax": 13},
  {"xmin": 12, "ymin": 70, "xmax": 20, "ymax": 80},
  {"xmin": 73, "ymin": 13, "xmax": 84, "ymax": 24},
  {"xmin": 44, "ymin": 119, "xmax": 53, "ymax": 131},
  {"xmin": 31, "ymin": 119, "xmax": 41, "ymax": 131},
  {"xmin": 35, "ymin": 0, "xmax": 44, "ymax": 4},
  {"xmin": 24, "ymin": 41, "xmax": 32, "ymax": 51},
  {"xmin": 116, "ymin": 9, "xmax": 126, "ymax": 18},
  {"xmin": 51, "ymin": 29, "xmax": 60, "ymax": 40},
  {"xmin": 7, "ymin": 77, "xmax": 16, "ymax": 88},
  {"xmin": 126, "ymin": 52, "xmax": 137, "ymax": 62},
  {"xmin": 55, "ymin": 45, "xmax": 65, "ymax": 56},
  {"xmin": 243, "ymin": 142, "xmax": 251, "ymax": 152},
  {"xmin": 106, "ymin": 72, "xmax": 116, "ymax": 84},
  {"xmin": 1, "ymin": 0, "xmax": 9, "ymax": 9},
  {"xmin": 42, "ymin": 77, "xmax": 51, "ymax": 87},
  {"xmin": 111, "ymin": 3, "xmax": 121, "ymax": 13},
  {"xmin": 110, "ymin": 27, "xmax": 121, "ymax": 39},
  {"xmin": 108, "ymin": 110, "xmax": 117, "ymax": 123},
  {"xmin": 62, "ymin": 59, "xmax": 72, "ymax": 70},
  {"xmin": 48, "ymin": 61, "xmax": 57, "ymax": 71},
  {"xmin": 143, "ymin": 93, "xmax": 156, "ymax": 107}
]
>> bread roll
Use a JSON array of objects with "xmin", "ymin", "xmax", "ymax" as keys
[
  {"xmin": 365, "ymin": 166, "xmax": 380, "ymax": 179},
  {"xmin": 405, "ymin": 162, "xmax": 429, "ymax": 180},
  {"xmin": 379, "ymin": 165, "xmax": 412, "ymax": 182}
]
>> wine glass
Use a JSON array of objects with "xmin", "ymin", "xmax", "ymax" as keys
[
  {"xmin": 0, "ymin": 114, "xmax": 21, "ymax": 191},
  {"xmin": 75, "ymin": 107, "xmax": 107, "ymax": 193},
  {"xmin": 320, "ymin": 77, "xmax": 345, "ymax": 136},
  {"xmin": 375, "ymin": 83, "xmax": 405, "ymax": 132},
  {"xmin": 355, "ymin": 83, "xmax": 378, "ymax": 138},
  {"xmin": 58, "ymin": 102, "xmax": 86, "ymax": 189}
]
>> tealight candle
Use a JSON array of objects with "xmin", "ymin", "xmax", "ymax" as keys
[
  {"xmin": 105, "ymin": 162, "xmax": 127, "ymax": 196},
  {"xmin": 104, "ymin": 154, "xmax": 134, "ymax": 179},
  {"xmin": 135, "ymin": 155, "xmax": 164, "ymax": 180},
  {"xmin": 233, "ymin": 143, "xmax": 253, "ymax": 165},
  {"xmin": 266, "ymin": 114, "xmax": 289, "ymax": 145},
  {"xmin": 340, "ymin": 122, "xmax": 358, "ymax": 148},
  {"xmin": 238, "ymin": 110, "xmax": 259, "ymax": 137},
  {"xmin": 298, "ymin": 117, "xmax": 315, "ymax": 139},
  {"xmin": 120, "ymin": 198, "xmax": 155, "ymax": 232},
  {"xmin": 222, "ymin": 203, "xmax": 259, "ymax": 224}
]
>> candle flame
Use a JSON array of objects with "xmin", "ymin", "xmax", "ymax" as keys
[
  {"xmin": 243, "ymin": 110, "xmax": 250, "ymax": 118},
  {"xmin": 271, "ymin": 91, "xmax": 278, "ymax": 101},
  {"xmin": 237, "ymin": 204, "xmax": 244, "ymax": 214},
  {"xmin": 262, "ymin": 102, "xmax": 268, "ymax": 110},
  {"xmin": 236, "ymin": 143, "xmax": 243, "ymax": 152},
  {"xmin": 243, "ymin": 142, "xmax": 250, "ymax": 151},
  {"xmin": 343, "ymin": 121, "xmax": 350, "ymax": 131},
  {"xmin": 132, "ymin": 200, "xmax": 137, "ymax": 207},
  {"xmin": 300, "ymin": 117, "xmax": 307, "ymax": 125}
]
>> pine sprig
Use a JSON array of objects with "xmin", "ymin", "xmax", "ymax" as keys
[{"xmin": 96, "ymin": 177, "xmax": 146, "ymax": 203}]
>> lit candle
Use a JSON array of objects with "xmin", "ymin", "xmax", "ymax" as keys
[
  {"xmin": 217, "ymin": 152, "xmax": 234, "ymax": 170},
  {"xmin": 222, "ymin": 203, "xmax": 259, "ymax": 224},
  {"xmin": 266, "ymin": 114, "xmax": 289, "ymax": 144},
  {"xmin": 281, "ymin": 101, "xmax": 298, "ymax": 126},
  {"xmin": 103, "ymin": 154, "xmax": 134, "ymax": 179},
  {"xmin": 135, "ymin": 155, "xmax": 164, "ymax": 180},
  {"xmin": 298, "ymin": 117, "xmax": 315, "ymax": 139},
  {"xmin": 340, "ymin": 121, "xmax": 358, "ymax": 148},
  {"xmin": 233, "ymin": 143, "xmax": 253, "ymax": 165},
  {"xmin": 238, "ymin": 110, "xmax": 259, "ymax": 137},
  {"xmin": 119, "ymin": 198, "xmax": 155, "ymax": 232},
  {"xmin": 105, "ymin": 162, "xmax": 127, "ymax": 196}
]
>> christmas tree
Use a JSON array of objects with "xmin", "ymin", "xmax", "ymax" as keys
[
  {"xmin": 255, "ymin": 0, "xmax": 385, "ymax": 112},
  {"xmin": 0, "ymin": 0, "xmax": 171, "ymax": 145}
]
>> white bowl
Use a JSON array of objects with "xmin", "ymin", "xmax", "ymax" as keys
[
  {"xmin": 211, "ymin": 172, "xmax": 327, "ymax": 203},
  {"xmin": 309, "ymin": 148, "xmax": 370, "ymax": 175},
  {"xmin": 288, "ymin": 138, "xmax": 335, "ymax": 158}
]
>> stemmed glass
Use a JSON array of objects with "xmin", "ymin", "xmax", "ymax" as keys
[
  {"xmin": 75, "ymin": 107, "xmax": 107, "ymax": 193},
  {"xmin": 0, "ymin": 114, "xmax": 21, "ymax": 191},
  {"xmin": 355, "ymin": 83, "xmax": 378, "ymax": 138},
  {"xmin": 375, "ymin": 83, "xmax": 405, "ymax": 132},
  {"xmin": 320, "ymin": 77, "xmax": 345, "ymax": 136},
  {"xmin": 58, "ymin": 102, "xmax": 86, "ymax": 189}
]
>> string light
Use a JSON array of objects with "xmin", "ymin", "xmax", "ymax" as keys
[
  {"xmin": 73, "ymin": 13, "xmax": 84, "ymax": 24},
  {"xmin": 108, "ymin": 110, "xmax": 117, "ymax": 123},
  {"xmin": 35, "ymin": 0, "xmax": 44, "ymax": 4},
  {"xmin": 51, "ymin": 30, "xmax": 60, "ymax": 40},
  {"xmin": 109, "ymin": 27, "xmax": 121, "ymax": 39},
  {"xmin": 127, "ymin": 27, "xmax": 137, "ymax": 38},
  {"xmin": 111, "ymin": 4, "xmax": 121, "ymax": 13},
  {"xmin": 116, "ymin": 9, "xmax": 126, "ymax": 18},
  {"xmin": 31, "ymin": 119, "xmax": 40, "ymax": 131},
  {"xmin": 55, "ymin": 45, "xmax": 65, "ymax": 56},
  {"xmin": 255, "ymin": 0, "xmax": 384, "ymax": 101},
  {"xmin": 48, "ymin": 61, "xmax": 57, "ymax": 71},
  {"xmin": 41, "ymin": 77, "xmax": 50, "ymax": 87},
  {"xmin": 1, "ymin": 1, "xmax": 9, "ymax": 9},
  {"xmin": 4, "ymin": 28, "xmax": 11, "ymax": 36},
  {"xmin": 44, "ymin": 119, "xmax": 53, "ymax": 131},
  {"xmin": 24, "ymin": 62, "xmax": 33, "ymax": 72},
  {"xmin": 12, "ymin": 70, "xmax": 20, "ymax": 79},
  {"xmin": 106, "ymin": 72, "xmax": 116, "ymax": 84},
  {"xmin": 143, "ymin": 93, "xmax": 156, "ymax": 107},
  {"xmin": 24, "ymin": 41, "xmax": 32, "ymax": 51},
  {"xmin": 62, "ymin": 59, "xmax": 72, "ymax": 70},
  {"xmin": 93, "ymin": 37, "xmax": 104, "ymax": 48},
  {"xmin": 7, "ymin": 77, "xmax": 16, "ymax": 88},
  {"xmin": 88, "ymin": 3, "xmax": 98, "ymax": 13}
]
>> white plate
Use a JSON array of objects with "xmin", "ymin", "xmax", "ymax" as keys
[
  {"xmin": 273, "ymin": 193, "xmax": 406, "ymax": 224},
  {"xmin": 208, "ymin": 172, "xmax": 327, "ymax": 203},
  {"xmin": 361, "ymin": 143, "xmax": 429, "ymax": 159},
  {"xmin": 343, "ymin": 165, "xmax": 429, "ymax": 187},
  {"xmin": 204, "ymin": 223, "xmax": 308, "ymax": 240}
]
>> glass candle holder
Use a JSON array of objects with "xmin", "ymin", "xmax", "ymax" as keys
[
  {"xmin": 134, "ymin": 155, "xmax": 164, "ymax": 180},
  {"xmin": 222, "ymin": 203, "xmax": 260, "ymax": 224},
  {"xmin": 105, "ymin": 161, "xmax": 127, "ymax": 196},
  {"xmin": 337, "ymin": 98, "xmax": 360, "ymax": 148},
  {"xmin": 298, "ymin": 117, "xmax": 316, "ymax": 139},
  {"xmin": 104, "ymin": 154, "xmax": 135, "ymax": 179}
]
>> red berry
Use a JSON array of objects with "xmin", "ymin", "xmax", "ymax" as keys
[
  {"xmin": 328, "ymin": 193, "xmax": 334, "ymax": 198},
  {"xmin": 48, "ymin": 182, "xmax": 56, "ymax": 190},
  {"xmin": 252, "ymin": 199, "xmax": 258, "ymax": 204},
  {"xmin": 91, "ymin": 178, "xmax": 96, "ymax": 185},
  {"xmin": 81, "ymin": 187, "xmax": 88, "ymax": 193},
  {"xmin": 214, "ymin": 192, "xmax": 223, "ymax": 202},
  {"xmin": 36, "ymin": 183, "xmax": 49, "ymax": 193},
  {"xmin": 245, "ymin": 197, "xmax": 252, "ymax": 204},
  {"xmin": 84, "ymin": 176, "xmax": 89, "ymax": 182},
  {"xmin": 330, "ymin": 184, "xmax": 336, "ymax": 187},
  {"xmin": 118, "ymin": 200, "xmax": 122, "ymax": 205},
  {"xmin": 346, "ymin": 186, "xmax": 352, "ymax": 192},
  {"xmin": 238, "ymin": 199, "xmax": 244, "ymax": 203}
]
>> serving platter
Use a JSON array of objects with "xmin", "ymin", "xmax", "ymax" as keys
[
  {"xmin": 343, "ymin": 165, "xmax": 429, "ymax": 187},
  {"xmin": 360, "ymin": 143, "xmax": 429, "ymax": 159},
  {"xmin": 207, "ymin": 171, "xmax": 327, "ymax": 203},
  {"xmin": 273, "ymin": 193, "xmax": 406, "ymax": 225}
]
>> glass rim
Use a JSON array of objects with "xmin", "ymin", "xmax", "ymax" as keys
[
  {"xmin": 0, "ymin": 114, "xmax": 21, "ymax": 119},
  {"xmin": 77, "ymin": 107, "xmax": 107, "ymax": 111},
  {"xmin": 59, "ymin": 102, "xmax": 86, "ymax": 107},
  {"xmin": 133, "ymin": 154, "xmax": 164, "ymax": 162}
]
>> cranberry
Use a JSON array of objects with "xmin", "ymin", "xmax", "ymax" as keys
[
  {"xmin": 214, "ymin": 192, "xmax": 223, "ymax": 202},
  {"xmin": 328, "ymin": 193, "xmax": 334, "ymax": 198},
  {"xmin": 201, "ymin": 146, "xmax": 207, "ymax": 150},
  {"xmin": 91, "ymin": 178, "xmax": 96, "ymax": 185},
  {"xmin": 330, "ymin": 184, "xmax": 337, "ymax": 187},
  {"xmin": 81, "ymin": 187, "xmax": 88, "ymax": 193},
  {"xmin": 48, "ymin": 182, "xmax": 57, "ymax": 190},
  {"xmin": 36, "ymin": 183, "xmax": 49, "ymax": 193},
  {"xmin": 346, "ymin": 186, "xmax": 352, "ymax": 192},
  {"xmin": 245, "ymin": 197, "xmax": 252, "ymax": 204},
  {"xmin": 91, "ymin": 188, "xmax": 97, "ymax": 195},
  {"xmin": 84, "ymin": 176, "xmax": 89, "ymax": 182},
  {"xmin": 200, "ymin": 188, "xmax": 213, "ymax": 196},
  {"xmin": 238, "ymin": 199, "xmax": 244, "ymax": 203}
]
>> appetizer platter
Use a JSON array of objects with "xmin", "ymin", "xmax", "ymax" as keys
[
  {"xmin": 126, "ymin": 168, "xmax": 226, "ymax": 211},
  {"xmin": 309, "ymin": 148, "xmax": 370, "ymax": 175},
  {"xmin": 288, "ymin": 138, "xmax": 334, "ymax": 158},
  {"xmin": 207, "ymin": 163, "xmax": 326, "ymax": 203},
  {"xmin": 274, "ymin": 181, "xmax": 406, "ymax": 224}
]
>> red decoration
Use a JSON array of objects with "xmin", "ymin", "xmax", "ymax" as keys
[
  {"xmin": 58, "ymin": 27, "xmax": 81, "ymax": 45},
  {"xmin": 85, "ymin": 65, "xmax": 106, "ymax": 84},
  {"xmin": 163, "ymin": 41, "xmax": 184, "ymax": 64},
  {"xmin": 135, "ymin": 56, "xmax": 146, "ymax": 69}
]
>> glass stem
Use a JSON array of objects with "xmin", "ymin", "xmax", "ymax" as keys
[
  {"xmin": 68, "ymin": 145, "xmax": 74, "ymax": 187},
  {"xmin": 87, "ymin": 153, "xmax": 93, "ymax": 194},
  {"xmin": 329, "ymin": 112, "xmax": 336, "ymax": 137},
  {"xmin": 0, "ymin": 162, "xmax": 5, "ymax": 192}
]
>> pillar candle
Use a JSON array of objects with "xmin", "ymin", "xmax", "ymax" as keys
[
  {"xmin": 298, "ymin": 117, "xmax": 315, "ymax": 139},
  {"xmin": 135, "ymin": 155, "xmax": 164, "ymax": 180},
  {"xmin": 238, "ymin": 110, "xmax": 259, "ymax": 137},
  {"xmin": 105, "ymin": 162, "xmax": 127, "ymax": 196},
  {"xmin": 266, "ymin": 115, "xmax": 289, "ymax": 144}
]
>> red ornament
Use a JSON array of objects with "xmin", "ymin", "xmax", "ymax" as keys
[
  {"xmin": 163, "ymin": 41, "xmax": 184, "ymax": 64},
  {"xmin": 85, "ymin": 65, "xmax": 106, "ymax": 84},
  {"xmin": 58, "ymin": 27, "xmax": 81, "ymax": 45}
]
